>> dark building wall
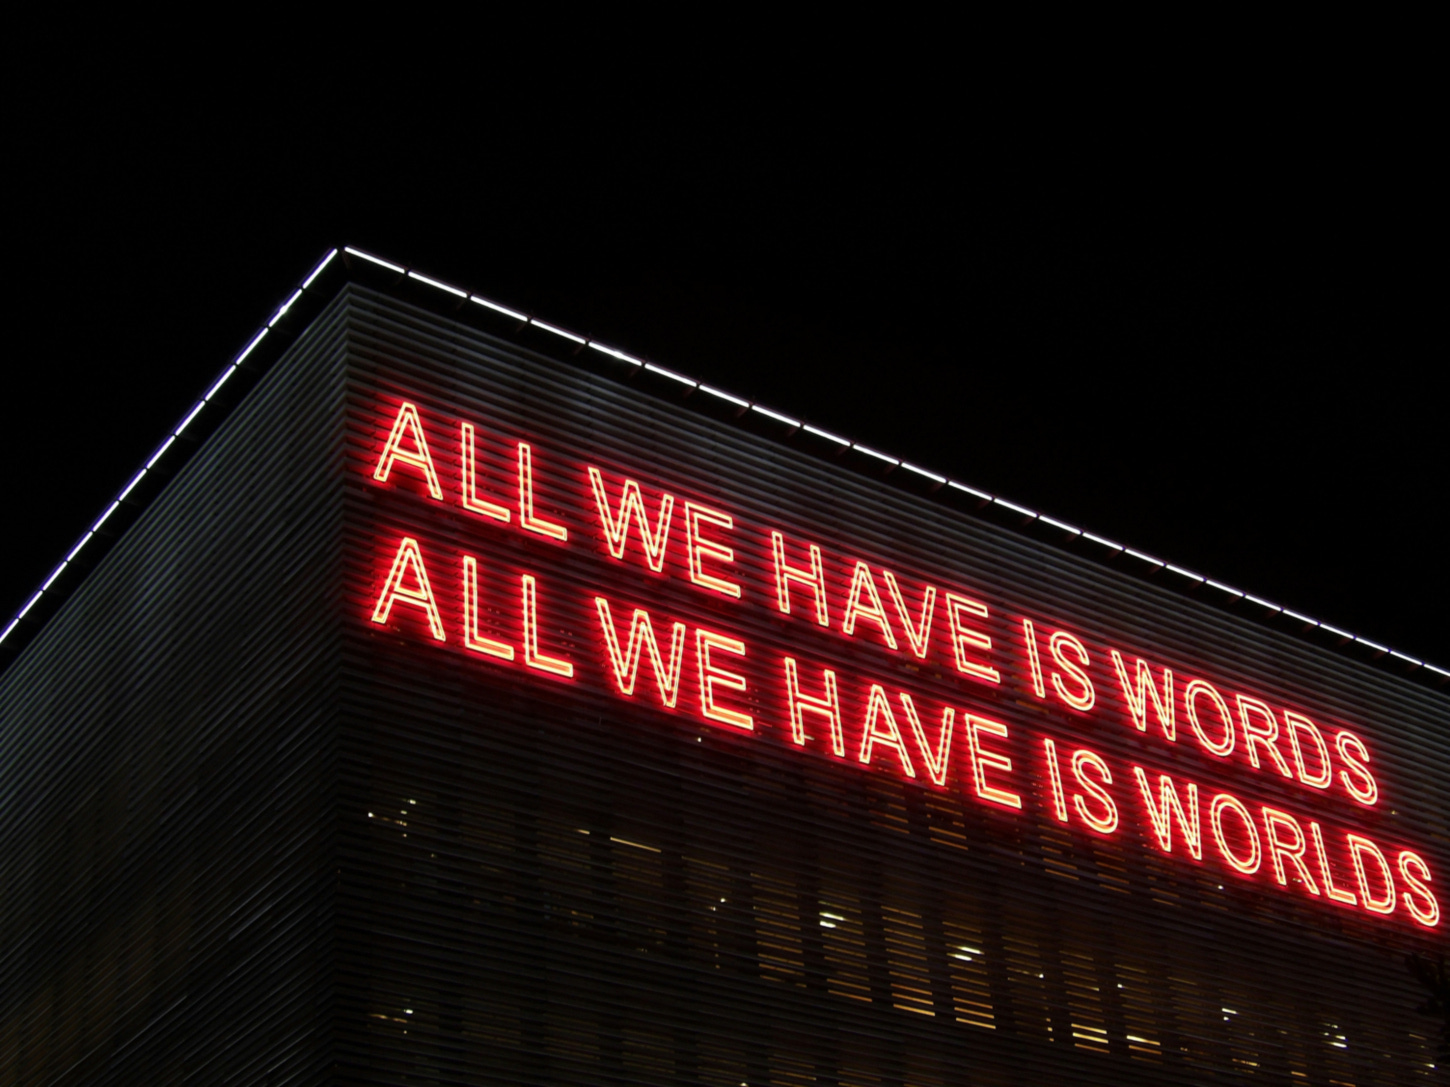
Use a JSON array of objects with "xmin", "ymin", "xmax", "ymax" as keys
[
  {"xmin": 3, "ymin": 277, "xmax": 1446, "ymax": 1086},
  {"xmin": 0, "ymin": 298, "xmax": 351, "ymax": 1084},
  {"xmin": 338, "ymin": 286, "xmax": 1448, "ymax": 1085}
]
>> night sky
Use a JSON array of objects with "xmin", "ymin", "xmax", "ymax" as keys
[{"xmin": 7, "ymin": 74, "xmax": 1445, "ymax": 669}]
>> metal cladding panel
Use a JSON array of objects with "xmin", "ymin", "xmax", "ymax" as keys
[
  {"xmin": 0, "ymin": 299, "xmax": 350, "ymax": 1084},
  {"xmin": 339, "ymin": 285, "xmax": 1449, "ymax": 1085},
  {"xmin": 2, "ymin": 272, "xmax": 1445, "ymax": 1086}
]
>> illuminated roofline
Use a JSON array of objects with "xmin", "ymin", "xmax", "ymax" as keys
[{"xmin": 2, "ymin": 245, "xmax": 1445, "ymax": 689}]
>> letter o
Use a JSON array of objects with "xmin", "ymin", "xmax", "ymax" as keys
[
  {"xmin": 1186, "ymin": 679, "xmax": 1235, "ymax": 758},
  {"xmin": 1211, "ymin": 793, "xmax": 1261, "ymax": 875}
]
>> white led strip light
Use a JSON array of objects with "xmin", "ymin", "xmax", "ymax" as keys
[{"xmin": 3, "ymin": 245, "xmax": 1446, "ymax": 685}]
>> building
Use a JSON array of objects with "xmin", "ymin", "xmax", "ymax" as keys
[{"xmin": 1, "ymin": 247, "xmax": 1445, "ymax": 1084}]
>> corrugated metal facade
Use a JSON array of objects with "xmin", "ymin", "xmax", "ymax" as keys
[{"xmin": 3, "ymin": 272, "xmax": 1446, "ymax": 1084}]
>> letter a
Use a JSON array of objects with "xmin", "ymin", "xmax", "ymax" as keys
[
  {"xmin": 374, "ymin": 401, "xmax": 442, "ymax": 499},
  {"xmin": 371, "ymin": 536, "xmax": 445, "ymax": 640}
]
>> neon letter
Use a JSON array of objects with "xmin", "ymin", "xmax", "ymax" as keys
[
  {"xmin": 459, "ymin": 422, "xmax": 510, "ymax": 521},
  {"xmin": 1261, "ymin": 807, "xmax": 1320, "ymax": 895},
  {"xmin": 1022, "ymin": 619, "xmax": 1045, "ymax": 698},
  {"xmin": 1044, "ymin": 738, "xmax": 1068, "ymax": 822},
  {"xmin": 945, "ymin": 593, "xmax": 999, "ymax": 684},
  {"xmin": 771, "ymin": 531, "xmax": 829, "ymax": 626},
  {"xmin": 521, "ymin": 574, "xmax": 573, "ymax": 676},
  {"xmin": 1132, "ymin": 768, "xmax": 1201, "ymax": 860},
  {"xmin": 373, "ymin": 401, "xmax": 442, "ymax": 499},
  {"xmin": 371, "ymin": 536, "xmax": 445, "ymax": 641},
  {"xmin": 696, "ymin": 629, "xmax": 752, "ymax": 730},
  {"xmin": 684, "ymin": 503, "xmax": 741, "ymax": 598},
  {"xmin": 1346, "ymin": 834, "xmax": 1395, "ymax": 915},
  {"xmin": 1284, "ymin": 712, "xmax": 1333, "ymax": 790},
  {"xmin": 783, "ymin": 657, "xmax": 844, "ymax": 756},
  {"xmin": 517, "ymin": 443, "xmax": 568, "ymax": 541},
  {"xmin": 1049, "ymin": 631, "xmax": 1094, "ymax": 711},
  {"xmin": 1309, "ymin": 822, "xmax": 1357, "ymax": 906},
  {"xmin": 842, "ymin": 563, "xmax": 898, "ymax": 649},
  {"xmin": 1185, "ymin": 679, "xmax": 1234, "ymax": 758},
  {"xmin": 588, "ymin": 467, "xmax": 673, "ymax": 571},
  {"xmin": 462, "ymin": 555, "xmax": 513, "ymax": 659},
  {"xmin": 964, "ymin": 715, "xmax": 1021, "ymax": 809},
  {"xmin": 1071, "ymin": 750, "xmax": 1118, "ymax": 835},
  {"xmin": 1335, "ymin": 730, "xmax": 1378, "ymax": 806},
  {"xmin": 595, "ymin": 598, "xmax": 686, "ymax": 707},
  {"xmin": 883, "ymin": 571, "xmax": 937, "ymax": 659},
  {"xmin": 1210, "ymin": 793, "xmax": 1261, "ymax": 875},
  {"xmin": 1237, "ymin": 696, "xmax": 1292, "ymax": 778},
  {"xmin": 1111, "ymin": 650, "xmax": 1174, "ymax": 741},
  {"xmin": 899, "ymin": 692, "xmax": 954, "ymax": 786},
  {"xmin": 858, "ymin": 684, "xmax": 916, "ymax": 778},
  {"xmin": 1399, "ymin": 851, "xmax": 1440, "ymax": 927}
]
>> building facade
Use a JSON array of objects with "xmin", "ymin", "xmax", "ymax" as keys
[{"xmin": 1, "ymin": 250, "xmax": 1445, "ymax": 1084}]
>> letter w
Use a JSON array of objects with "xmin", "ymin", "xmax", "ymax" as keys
[
  {"xmin": 1133, "ymin": 767, "xmax": 1201, "ymax": 859},
  {"xmin": 595, "ymin": 598, "xmax": 686, "ymax": 707},
  {"xmin": 1112, "ymin": 650, "xmax": 1175, "ymax": 741},
  {"xmin": 589, "ymin": 467, "xmax": 675, "ymax": 572}
]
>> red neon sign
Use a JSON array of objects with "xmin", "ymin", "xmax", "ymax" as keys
[{"xmin": 360, "ymin": 395, "xmax": 1441, "ymax": 930}]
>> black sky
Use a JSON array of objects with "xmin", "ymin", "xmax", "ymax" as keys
[{"xmin": 5, "ymin": 67, "xmax": 1445, "ymax": 667}]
